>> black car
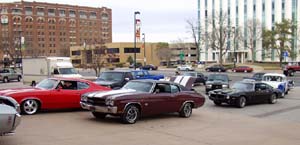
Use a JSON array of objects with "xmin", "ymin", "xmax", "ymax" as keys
[
  {"xmin": 94, "ymin": 71, "xmax": 134, "ymax": 89},
  {"xmin": 205, "ymin": 65, "xmax": 226, "ymax": 72},
  {"xmin": 129, "ymin": 63, "xmax": 143, "ymax": 69},
  {"xmin": 140, "ymin": 64, "xmax": 158, "ymax": 70},
  {"xmin": 183, "ymin": 72, "xmax": 207, "ymax": 85},
  {"xmin": 205, "ymin": 74, "xmax": 230, "ymax": 93},
  {"xmin": 243, "ymin": 72, "xmax": 265, "ymax": 81},
  {"xmin": 208, "ymin": 81, "xmax": 280, "ymax": 108}
]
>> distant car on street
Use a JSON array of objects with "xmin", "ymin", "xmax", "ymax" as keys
[
  {"xmin": 131, "ymin": 70, "xmax": 164, "ymax": 80},
  {"xmin": 205, "ymin": 65, "xmax": 226, "ymax": 72},
  {"xmin": 0, "ymin": 68, "xmax": 22, "ymax": 83},
  {"xmin": 262, "ymin": 73, "xmax": 289, "ymax": 97},
  {"xmin": 177, "ymin": 65, "xmax": 194, "ymax": 71},
  {"xmin": 183, "ymin": 72, "xmax": 207, "ymax": 85},
  {"xmin": 232, "ymin": 66, "xmax": 253, "ymax": 73},
  {"xmin": 140, "ymin": 64, "xmax": 158, "ymax": 70},
  {"xmin": 208, "ymin": 80, "xmax": 280, "ymax": 108},
  {"xmin": 283, "ymin": 61, "xmax": 300, "ymax": 76},
  {"xmin": 205, "ymin": 74, "xmax": 230, "ymax": 93},
  {"xmin": 129, "ymin": 63, "xmax": 143, "ymax": 69}
]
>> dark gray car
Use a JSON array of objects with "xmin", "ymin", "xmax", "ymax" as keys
[
  {"xmin": 205, "ymin": 74, "xmax": 230, "ymax": 93},
  {"xmin": 94, "ymin": 71, "xmax": 134, "ymax": 89}
]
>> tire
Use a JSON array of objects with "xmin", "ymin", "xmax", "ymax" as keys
[
  {"xmin": 92, "ymin": 112, "xmax": 107, "ymax": 119},
  {"xmin": 233, "ymin": 70, "xmax": 236, "ymax": 73},
  {"xmin": 121, "ymin": 105, "xmax": 140, "ymax": 124},
  {"xmin": 213, "ymin": 101, "xmax": 222, "ymax": 106},
  {"xmin": 3, "ymin": 77, "xmax": 8, "ymax": 83},
  {"xmin": 269, "ymin": 93, "xmax": 277, "ymax": 104},
  {"xmin": 17, "ymin": 76, "xmax": 22, "ymax": 82},
  {"xmin": 21, "ymin": 99, "xmax": 39, "ymax": 115},
  {"xmin": 288, "ymin": 70, "xmax": 294, "ymax": 76},
  {"xmin": 244, "ymin": 70, "xmax": 247, "ymax": 73},
  {"xmin": 179, "ymin": 102, "xmax": 193, "ymax": 118},
  {"xmin": 149, "ymin": 68, "xmax": 152, "ymax": 71},
  {"xmin": 236, "ymin": 96, "xmax": 246, "ymax": 108},
  {"xmin": 281, "ymin": 92, "xmax": 285, "ymax": 98},
  {"xmin": 218, "ymin": 69, "xmax": 221, "ymax": 72}
]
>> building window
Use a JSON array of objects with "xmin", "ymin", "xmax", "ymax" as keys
[
  {"xmin": 59, "ymin": 10, "xmax": 66, "ymax": 17},
  {"xmin": 37, "ymin": 8, "xmax": 44, "ymax": 16},
  {"xmin": 107, "ymin": 58, "xmax": 120, "ymax": 63},
  {"xmin": 69, "ymin": 10, "xmax": 76, "ymax": 17},
  {"xmin": 79, "ymin": 11, "xmax": 87, "ymax": 19},
  {"xmin": 12, "ymin": 8, "xmax": 22, "ymax": 15},
  {"xmin": 101, "ymin": 13, "xmax": 109, "ymax": 21},
  {"xmin": 25, "ymin": 7, "xmax": 32, "ymax": 15},
  {"xmin": 48, "ymin": 9, "xmax": 55, "ymax": 16},
  {"xmin": 1, "ymin": 8, "xmax": 8, "ymax": 14},
  {"xmin": 71, "ymin": 51, "xmax": 81, "ymax": 56},
  {"xmin": 124, "ymin": 48, "xmax": 140, "ymax": 53},
  {"xmin": 107, "ymin": 48, "xmax": 119, "ymax": 53},
  {"xmin": 90, "ymin": 12, "xmax": 97, "ymax": 19},
  {"xmin": 72, "ymin": 59, "xmax": 81, "ymax": 64}
]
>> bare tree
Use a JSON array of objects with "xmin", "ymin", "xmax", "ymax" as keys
[
  {"xmin": 186, "ymin": 19, "xmax": 203, "ymax": 62},
  {"xmin": 155, "ymin": 42, "xmax": 172, "ymax": 66},
  {"xmin": 240, "ymin": 19, "xmax": 262, "ymax": 63}
]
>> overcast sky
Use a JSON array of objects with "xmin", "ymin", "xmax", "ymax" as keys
[{"xmin": 2, "ymin": 0, "xmax": 197, "ymax": 42}]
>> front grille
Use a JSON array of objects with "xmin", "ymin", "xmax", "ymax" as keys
[
  {"xmin": 212, "ymin": 85, "xmax": 222, "ymax": 90},
  {"xmin": 87, "ymin": 98, "xmax": 106, "ymax": 106},
  {"xmin": 211, "ymin": 94, "xmax": 226, "ymax": 99}
]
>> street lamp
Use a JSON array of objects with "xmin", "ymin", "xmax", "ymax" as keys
[
  {"xmin": 142, "ymin": 33, "xmax": 146, "ymax": 66},
  {"xmin": 134, "ymin": 11, "xmax": 140, "ymax": 70},
  {"xmin": 232, "ymin": 26, "xmax": 237, "ymax": 68}
]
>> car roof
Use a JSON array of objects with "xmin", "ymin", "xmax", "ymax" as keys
[
  {"xmin": 263, "ymin": 73, "xmax": 286, "ymax": 77},
  {"xmin": 208, "ymin": 73, "xmax": 228, "ymax": 76},
  {"xmin": 48, "ymin": 77, "xmax": 92, "ymax": 83},
  {"xmin": 102, "ymin": 70, "xmax": 131, "ymax": 73},
  {"xmin": 130, "ymin": 79, "xmax": 177, "ymax": 85}
]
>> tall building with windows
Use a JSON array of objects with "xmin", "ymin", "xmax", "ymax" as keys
[
  {"xmin": 198, "ymin": 0, "xmax": 300, "ymax": 63},
  {"xmin": 0, "ymin": 1, "xmax": 112, "ymax": 64}
]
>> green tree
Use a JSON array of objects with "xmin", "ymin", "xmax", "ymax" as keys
[
  {"xmin": 262, "ymin": 19, "xmax": 296, "ymax": 66},
  {"xmin": 126, "ymin": 56, "xmax": 133, "ymax": 64}
]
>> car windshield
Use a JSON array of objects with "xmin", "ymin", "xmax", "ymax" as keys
[
  {"xmin": 253, "ymin": 73, "xmax": 264, "ymax": 79},
  {"xmin": 207, "ymin": 74, "xmax": 228, "ymax": 82},
  {"xmin": 122, "ymin": 81, "xmax": 153, "ymax": 92},
  {"xmin": 59, "ymin": 68, "xmax": 77, "ymax": 75},
  {"xmin": 36, "ymin": 79, "xmax": 58, "ymax": 90},
  {"xmin": 232, "ymin": 82, "xmax": 254, "ymax": 91},
  {"xmin": 263, "ymin": 76, "xmax": 283, "ymax": 82},
  {"xmin": 183, "ymin": 72, "xmax": 196, "ymax": 77},
  {"xmin": 97, "ymin": 72, "xmax": 124, "ymax": 82}
]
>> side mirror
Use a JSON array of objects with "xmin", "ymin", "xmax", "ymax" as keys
[{"xmin": 125, "ymin": 78, "xmax": 130, "ymax": 81}]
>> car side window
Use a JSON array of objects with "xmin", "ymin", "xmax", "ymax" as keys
[
  {"xmin": 136, "ymin": 71, "xmax": 144, "ymax": 77},
  {"xmin": 125, "ymin": 72, "xmax": 132, "ymax": 79},
  {"xmin": 255, "ymin": 83, "xmax": 266, "ymax": 91},
  {"xmin": 154, "ymin": 83, "xmax": 171, "ymax": 93},
  {"xmin": 77, "ymin": 82, "xmax": 90, "ymax": 90},
  {"xmin": 170, "ymin": 85, "xmax": 180, "ymax": 93},
  {"xmin": 60, "ymin": 81, "xmax": 77, "ymax": 90}
]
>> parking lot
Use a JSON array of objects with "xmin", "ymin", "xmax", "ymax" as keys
[{"xmin": 1, "ymin": 73, "xmax": 300, "ymax": 145}]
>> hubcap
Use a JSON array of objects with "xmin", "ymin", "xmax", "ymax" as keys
[
  {"xmin": 183, "ymin": 103, "xmax": 192, "ymax": 117},
  {"xmin": 126, "ymin": 107, "xmax": 138, "ymax": 123},
  {"xmin": 271, "ymin": 94, "xmax": 277, "ymax": 103},
  {"xmin": 23, "ymin": 100, "xmax": 38, "ymax": 115},
  {"xmin": 240, "ymin": 97, "xmax": 246, "ymax": 107}
]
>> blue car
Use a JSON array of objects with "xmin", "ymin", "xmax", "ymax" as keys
[{"xmin": 131, "ymin": 70, "xmax": 164, "ymax": 80}]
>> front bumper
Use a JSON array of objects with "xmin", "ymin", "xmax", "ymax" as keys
[
  {"xmin": 0, "ymin": 113, "xmax": 21, "ymax": 136},
  {"xmin": 80, "ymin": 102, "xmax": 118, "ymax": 114},
  {"xmin": 209, "ymin": 95, "xmax": 237, "ymax": 104}
]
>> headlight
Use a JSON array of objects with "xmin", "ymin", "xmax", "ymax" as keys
[
  {"xmin": 81, "ymin": 95, "xmax": 88, "ymax": 102},
  {"xmin": 222, "ymin": 84, "xmax": 229, "ymax": 88},
  {"xmin": 105, "ymin": 99, "xmax": 114, "ymax": 106},
  {"xmin": 226, "ymin": 95, "xmax": 230, "ymax": 99},
  {"xmin": 206, "ymin": 84, "xmax": 212, "ymax": 88}
]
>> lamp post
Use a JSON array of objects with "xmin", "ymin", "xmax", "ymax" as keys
[
  {"xmin": 232, "ymin": 26, "xmax": 236, "ymax": 68},
  {"xmin": 134, "ymin": 11, "xmax": 140, "ymax": 70},
  {"xmin": 142, "ymin": 33, "xmax": 146, "ymax": 66}
]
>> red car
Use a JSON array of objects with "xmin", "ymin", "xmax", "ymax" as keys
[
  {"xmin": 81, "ymin": 80, "xmax": 205, "ymax": 124},
  {"xmin": 232, "ymin": 66, "xmax": 253, "ymax": 73},
  {"xmin": 0, "ymin": 78, "xmax": 110, "ymax": 115}
]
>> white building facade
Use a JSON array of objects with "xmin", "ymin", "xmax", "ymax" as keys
[{"xmin": 198, "ymin": 0, "xmax": 300, "ymax": 63}]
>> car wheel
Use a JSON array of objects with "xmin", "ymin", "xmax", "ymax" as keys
[
  {"xmin": 121, "ymin": 105, "xmax": 140, "ymax": 124},
  {"xmin": 281, "ymin": 92, "xmax": 285, "ymax": 98},
  {"xmin": 233, "ymin": 70, "xmax": 236, "ymax": 73},
  {"xmin": 206, "ymin": 69, "xmax": 210, "ymax": 72},
  {"xmin": 149, "ymin": 68, "xmax": 152, "ymax": 71},
  {"xmin": 236, "ymin": 96, "xmax": 246, "ymax": 108},
  {"xmin": 244, "ymin": 70, "xmax": 248, "ymax": 73},
  {"xmin": 17, "ymin": 76, "xmax": 22, "ymax": 82},
  {"xmin": 3, "ymin": 77, "xmax": 8, "ymax": 83},
  {"xmin": 21, "ymin": 99, "xmax": 39, "ymax": 115},
  {"xmin": 285, "ymin": 90, "xmax": 289, "ymax": 95},
  {"xmin": 218, "ymin": 69, "xmax": 221, "ymax": 72},
  {"xmin": 288, "ymin": 70, "xmax": 294, "ymax": 76},
  {"xmin": 213, "ymin": 101, "xmax": 222, "ymax": 106},
  {"xmin": 92, "ymin": 112, "xmax": 107, "ymax": 119},
  {"xmin": 179, "ymin": 102, "xmax": 193, "ymax": 118},
  {"xmin": 269, "ymin": 93, "xmax": 277, "ymax": 104}
]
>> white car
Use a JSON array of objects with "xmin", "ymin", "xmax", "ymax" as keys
[
  {"xmin": 177, "ymin": 65, "xmax": 194, "ymax": 71},
  {"xmin": 262, "ymin": 73, "xmax": 289, "ymax": 97}
]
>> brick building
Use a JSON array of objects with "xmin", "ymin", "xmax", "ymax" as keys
[{"xmin": 0, "ymin": 0, "xmax": 111, "ymax": 65}]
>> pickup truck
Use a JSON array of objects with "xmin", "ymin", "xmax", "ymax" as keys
[
  {"xmin": 131, "ymin": 70, "xmax": 164, "ymax": 80},
  {"xmin": 0, "ymin": 68, "xmax": 22, "ymax": 83},
  {"xmin": 283, "ymin": 62, "xmax": 300, "ymax": 76}
]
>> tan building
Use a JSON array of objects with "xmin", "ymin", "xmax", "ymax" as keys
[
  {"xmin": 0, "ymin": 0, "xmax": 111, "ymax": 65},
  {"xmin": 70, "ymin": 42, "xmax": 161, "ymax": 67}
]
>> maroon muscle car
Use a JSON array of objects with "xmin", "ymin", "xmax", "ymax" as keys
[{"xmin": 80, "ymin": 80, "xmax": 205, "ymax": 124}]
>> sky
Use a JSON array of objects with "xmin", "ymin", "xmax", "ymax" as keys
[{"xmin": 2, "ymin": 0, "xmax": 197, "ymax": 43}]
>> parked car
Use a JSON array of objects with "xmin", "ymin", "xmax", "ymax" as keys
[
  {"xmin": 94, "ymin": 71, "xmax": 134, "ymax": 89},
  {"xmin": 177, "ymin": 65, "xmax": 194, "ymax": 71},
  {"xmin": 140, "ymin": 64, "xmax": 158, "ymax": 70},
  {"xmin": 205, "ymin": 65, "xmax": 226, "ymax": 72},
  {"xmin": 0, "ymin": 78, "xmax": 110, "ymax": 115},
  {"xmin": 0, "ymin": 96, "xmax": 21, "ymax": 136},
  {"xmin": 131, "ymin": 70, "xmax": 164, "ymax": 80},
  {"xmin": 232, "ymin": 66, "xmax": 253, "ymax": 73},
  {"xmin": 205, "ymin": 74, "xmax": 230, "ymax": 93},
  {"xmin": 129, "ymin": 62, "xmax": 143, "ymax": 69},
  {"xmin": 283, "ymin": 61, "xmax": 300, "ymax": 76},
  {"xmin": 81, "ymin": 80, "xmax": 205, "ymax": 124},
  {"xmin": 243, "ymin": 72, "xmax": 266, "ymax": 81},
  {"xmin": 262, "ymin": 73, "xmax": 289, "ymax": 97},
  {"xmin": 183, "ymin": 72, "xmax": 207, "ymax": 85},
  {"xmin": 208, "ymin": 80, "xmax": 280, "ymax": 108},
  {"xmin": 0, "ymin": 68, "xmax": 22, "ymax": 83}
]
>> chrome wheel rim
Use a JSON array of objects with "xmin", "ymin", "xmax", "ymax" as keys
[
  {"xmin": 240, "ymin": 97, "xmax": 246, "ymax": 107},
  {"xmin": 23, "ymin": 100, "xmax": 38, "ymax": 115},
  {"xmin": 183, "ymin": 103, "xmax": 192, "ymax": 117},
  {"xmin": 271, "ymin": 94, "xmax": 277, "ymax": 103},
  {"xmin": 126, "ymin": 107, "xmax": 138, "ymax": 123}
]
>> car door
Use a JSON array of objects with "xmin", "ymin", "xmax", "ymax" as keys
[{"xmin": 254, "ymin": 83, "xmax": 270, "ymax": 103}]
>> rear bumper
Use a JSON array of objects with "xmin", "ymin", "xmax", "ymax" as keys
[{"xmin": 80, "ymin": 102, "xmax": 118, "ymax": 114}]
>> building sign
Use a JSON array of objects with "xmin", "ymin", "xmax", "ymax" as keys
[
  {"xmin": 1, "ymin": 15, "xmax": 8, "ymax": 24},
  {"xmin": 135, "ymin": 19, "xmax": 141, "ymax": 42}
]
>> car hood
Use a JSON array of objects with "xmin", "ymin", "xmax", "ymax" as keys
[
  {"xmin": 206, "ymin": 80, "xmax": 228, "ymax": 85},
  {"xmin": 0, "ymin": 87, "xmax": 43, "ymax": 96},
  {"xmin": 84, "ymin": 89, "xmax": 146, "ymax": 100},
  {"xmin": 211, "ymin": 88, "xmax": 243, "ymax": 95}
]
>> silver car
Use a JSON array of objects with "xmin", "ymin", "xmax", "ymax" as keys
[{"xmin": 0, "ymin": 96, "xmax": 21, "ymax": 136}]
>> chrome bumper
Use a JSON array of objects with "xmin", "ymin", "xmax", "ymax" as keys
[
  {"xmin": 80, "ymin": 102, "xmax": 118, "ymax": 114},
  {"xmin": 0, "ymin": 113, "xmax": 21, "ymax": 136}
]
